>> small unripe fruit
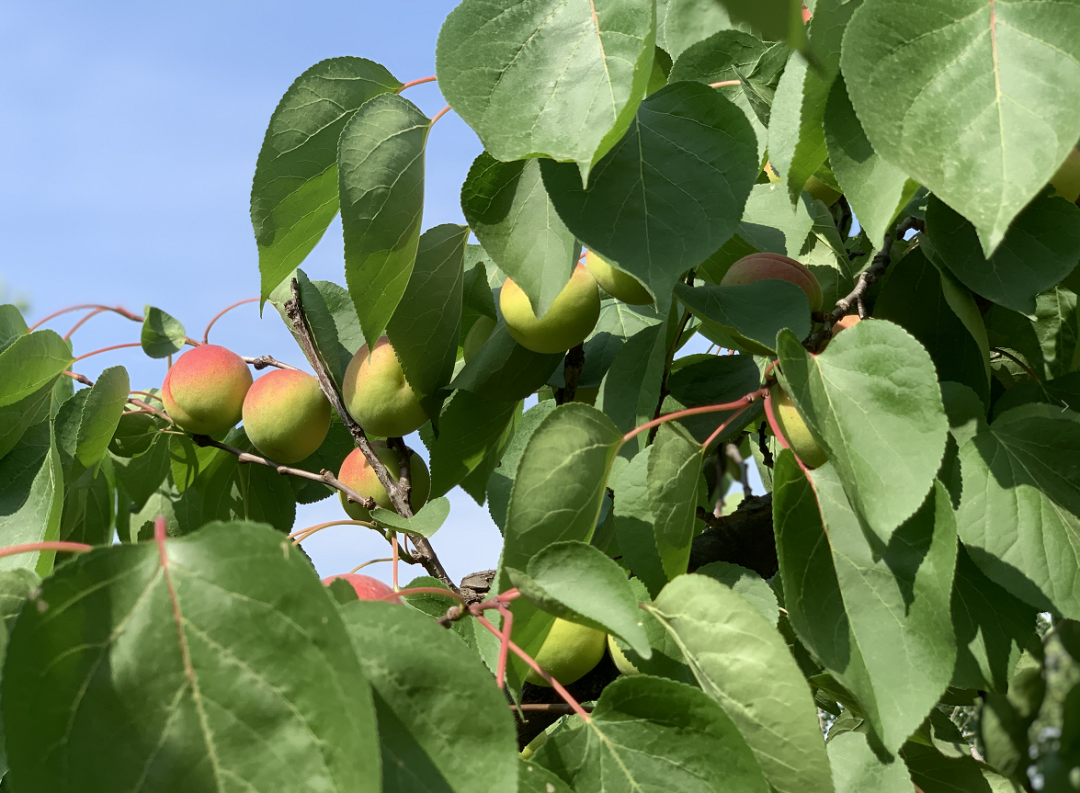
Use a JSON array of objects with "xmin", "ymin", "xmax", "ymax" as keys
[
  {"xmin": 242, "ymin": 369, "xmax": 331, "ymax": 463},
  {"xmin": 1050, "ymin": 148, "xmax": 1080, "ymax": 203},
  {"xmin": 770, "ymin": 384, "xmax": 827, "ymax": 468},
  {"xmin": 500, "ymin": 264, "xmax": 601, "ymax": 354},
  {"xmin": 721, "ymin": 253, "xmax": 824, "ymax": 312},
  {"xmin": 585, "ymin": 250, "xmax": 653, "ymax": 305},
  {"xmin": 524, "ymin": 617, "xmax": 607, "ymax": 687},
  {"xmin": 161, "ymin": 344, "xmax": 253, "ymax": 436},
  {"xmin": 323, "ymin": 573, "xmax": 400, "ymax": 603},
  {"xmin": 831, "ymin": 314, "xmax": 861, "ymax": 338},
  {"xmin": 608, "ymin": 634, "xmax": 640, "ymax": 676},
  {"xmin": 337, "ymin": 441, "xmax": 431, "ymax": 521},
  {"xmin": 342, "ymin": 337, "xmax": 428, "ymax": 438},
  {"xmin": 463, "ymin": 316, "xmax": 496, "ymax": 362}
]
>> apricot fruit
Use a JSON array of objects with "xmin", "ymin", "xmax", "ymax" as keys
[
  {"xmin": 161, "ymin": 344, "xmax": 253, "ymax": 436},
  {"xmin": 831, "ymin": 314, "xmax": 861, "ymax": 338},
  {"xmin": 342, "ymin": 337, "xmax": 428, "ymax": 438},
  {"xmin": 524, "ymin": 617, "xmax": 607, "ymax": 687},
  {"xmin": 721, "ymin": 253, "xmax": 824, "ymax": 312},
  {"xmin": 322, "ymin": 573, "xmax": 400, "ymax": 603},
  {"xmin": 500, "ymin": 264, "xmax": 600, "ymax": 354},
  {"xmin": 769, "ymin": 384, "xmax": 827, "ymax": 468},
  {"xmin": 242, "ymin": 369, "xmax": 331, "ymax": 463},
  {"xmin": 337, "ymin": 441, "xmax": 430, "ymax": 521},
  {"xmin": 585, "ymin": 250, "xmax": 653, "ymax": 305}
]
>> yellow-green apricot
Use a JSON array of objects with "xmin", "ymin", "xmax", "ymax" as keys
[
  {"xmin": 337, "ymin": 441, "xmax": 430, "ymax": 521},
  {"xmin": 161, "ymin": 344, "xmax": 253, "ymax": 436},
  {"xmin": 1050, "ymin": 148, "xmax": 1080, "ymax": 203},
  {"xmin": 524, "ymin": 617, "xmax": 607, "ymax": 687},
  {"xmin": 585, "ymin": 250, "xmax": 654, "ymax": 305},
  {"xmin": 499, "ymin": 264, "xmax": 600, "ymax": 354},
  {"xmin": 242, "ymin": 369, "xmax": 331, "ymax": 463},
  {"xmin": 608, "ymin": 634, "xmax": 640, "ymax": 676},
  {"xmin": 721, "ymin": 253, "xmax": 824, "ymax": 312},
  {"xmin": 770, "ymin": 384, "xmax": 828, "ymax": 469},
  {"xmin": 463, "ymin": 316, "xmax": 496, "ymax": 362},
  {"xmin": 342, "ymin": 337, "xmax": 428, "ymax": 438}
]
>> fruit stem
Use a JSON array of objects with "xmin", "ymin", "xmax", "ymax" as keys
[
  {"xmin": 63, "ymin": 370, "xmax": 94, "ymax": 387},
  {"xmin": 623, "ymin": 388, "xmax": 768, "ymax": 445},
  {"xmin": 70, "ymin": 342, "xmax": 144, "ymax": 363},
  {"xmin": 395, "ymin": 75, "xmax": 437, "ymax": 94},
  {"xmin": 202, "ymin": 297, "xmax": 259, "ymax": 344},
  {"xmin": 0, "ymin": 541, "xmax": 93, "ymax": 561}
]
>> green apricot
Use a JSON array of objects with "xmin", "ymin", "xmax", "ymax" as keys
[
  {"xmin": 770, "ymin": 384, "xmax": 827, "ymax": 468},
  {"xmin": 585, "ymin": 250, "xmax": 653, "ymax": 305},
  {"xmin": 525, "ymin": 617, "xmax": 607, "ymax": 687},
  {"xmin": 342, "ymin": 337, "xmax": 428, "ymax": 438},
  {"xmin": 499, "ymin": 264, "xmax": 600, "ymax": 354}
]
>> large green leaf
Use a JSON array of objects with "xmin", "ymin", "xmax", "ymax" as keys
[
  {"xmin": 718, "ymin": 0, "xmax": 805, "ymax": 48},
  {"xmin": 957, "ymin": 404, "xmax": 1080, "ymax": 617},
  {"xmin": 647, "ymin": 423, "xmax": 703, "ymax": 579},
  {"xmin": 371, "ymin": 497, "xmax": 451, "ymax": 538},
  {"xmin": 0, "ymin": 330, "xmax": 72, "ymax": 408},
  {"xmin": 0, "ymin": 568, "xmax": 38, "ymax": 779},
  {"xmin": 339, "ymin": 93, "xmax": 429, "ymax": 349},
  {"xmin": 341, "ymin": 602, "xmax": 517, "ymax": 793},
  {"xmin": 738, "ymin": 183, "xmax": 815, "ymax": 257},
  {"xmin": 3, "ymin": 521, "xmax": 380, "ymax": 793},
  {"xmin": 0, "ymin": 382, "xmax": 55, "ymax": 460},
  {"xmin": 542, "ymin": 81, "xmax": 758, "ymax": 310},
  {"xmin": 487, "ymin": 400, "xmax": 556, "ymax": 530},
  {"xmin": 60, "ymin": 463, "xmax": 115, "ymax": 547},
  {"xmin": 597, "ymin": 323, "xmax": 667, "ymax": 449},
  {"xmin": 676, "ymin": 279, "xmax": 810, "ymax": 355},
  {"xmin": 903, "ymin": 742, "xmax": 1023, "ymax": 792},
  {"xmin": 386, "ymin": 223, "xmax": 467, "ymax": 415},
  {"xmin": 450, "ymin": 322, "xmax": 563, "ymax": 401},
  {"xmin": 651, "ymin": 573, "xmax": 835, "ymax": 793},
  {"xmin": 0, "ymin": 304, "xmax": 28, "ymax": 353},
  {"xmin": 502, "ymin": 403, "xmax": 622, "ymax": 572},
  {"xmin": 823, "ymin": 77, "xmax": 918, "ymax": 245},
  {"xmin": 612, "ymin": 447, "xmax": 669, "ymax": 598},
  {"xmin": 828, "ymin": 731, "xmax": 913, "ymax": 793},
  {"xmin": 521, "ymin": 761, "xmax": 573, "ymax": 793},
  {"xmin": 536, "ymin": 675, "xmax": 771, "ymax": 793},
  {"xmin": 507, "ymin": 540, "xmax": 651, "ymax": 656},
  {"xmin": 695, "ymin": 562, "xmax": 780, "ymax": 625},
  {"xmin": 776, "ymin": 319, "xmax": 948, "ymax": 540},
  {"xmin": 926, "ymin": 194, "xmax": 1080, "ymax": 315},
  {"xmin": 75, "ymin": 365, "xmax": 130, "ymax": 471},
  {"xmin": 252, "ymin": 57, "xmax": 401, "ymax": 300},
  {"xmin": 435, "ymin": 0, "xmax": 655, "ymax": 179},
  {"xmin": 841, "ymin": 0, "xmax": 1080, "ymax": 254},
  {"xmin": 0, "ymin": 423, "xmax": 63, "ymax": 577},
  {"xmin": 657, "ymin": 0, "xmax": 741, "ymax": 60},
  {"xmin": 460, "ymin": 154, "xmax": 578, "ymax": 318}
]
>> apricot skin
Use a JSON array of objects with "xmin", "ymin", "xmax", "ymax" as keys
[
  {"xmin": 322, "ymin": 573, "xmax": 400, "ymax": 602},
  {"xmin": 161, "ymin": 344, "xmax": 253, "ymax": 436},
  {"xmin": 721, "ymin": 253, "xmax": 824, "ymax": 312},
  {"xmin": 524, "ymin": 617, "xmax": 607, "ymax": 687},
  {"xmin": 500, "ymin": 264, "xmax": 601, "ymax": 354},
  {"xmin": 831, "ymin": 315, "xmax": 861, "ymax": 338},
  {"xmin": 585, "ymin": 250, "xmax": 654, "ymax": 305},
  {"xmin": 770, "ymin": 384, "xmax": 828, "ymax": 469},
  {"xmin": 242, "ymin": 369, "xmax": 331, "ymax": 463},
  {"xmin": 337, "ymin": 441, "xmax": 431, "ymax": 521},
  {"xmin": 342, "ymin": 337, "xmax": 428, "ymax": 438}
]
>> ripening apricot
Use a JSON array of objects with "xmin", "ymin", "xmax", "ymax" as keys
[
  {"xmin": 769, "ymin": 384, "xmax": 828, "ymax": 469},
  {"xmin": 322, "ymin": 573, "xmax": 400, "ymax": 603},
  {"xmin": 337, "ymin": 441, "xmax": 431, "ymax": 521},
  {"xmin": 721, "ymin": 253, "xmax": 824, "ymax": 312},
  {"xmin": 500, "ymin": 264, "xmax": 601, "ymax": 354},
  {"xmin": 342, "ymin": 337, "xmax": 428, "ymax": 438},
  {"xmin": 161, "ymin": 344, "xmax": 253, "ymax": 436},
  {"xmin": 242, "ymin": 369, "xmax": 331, "ymax": 463},
  {"xmin": 585, "ymin": 250, "xmax": 654, "ymax": 305},
  {"xmin": 831, "ymin": 314, "xmax": 861, "ymax": 338},
  {"xmin": 524, "ymin": 617, "xmax": 607, "ymax": 687}
]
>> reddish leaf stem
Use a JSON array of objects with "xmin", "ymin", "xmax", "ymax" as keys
[
  {"xmin": 391, "ymin": 531, "xmax": 399, "ymax": 589},
  {"xmin": 390, "ymin": 586, "xmax": 466, "ymax": 604},
  {"xmin": 701, "ymin": 402, "xmax": 753, "ymax": 450},
  {"xmin": 429, "ymin": 105, "xmax": 452, "ymax": 127},
  {"xmin": 709, "ymin": 79, "xmax": 741, "ymax": 88},
  {"xmin": 202, "ymin": 297, "xmax": 259, "ymax": 344},
  {"xmin": 0, "ymin": 541, "xmax": 93, "ymax": 561},
  {"xmin": 623, "ymin": 387, "xmax": 768, "ymax": 444},
  {"xmin": 495, "ymin": 605, "xmax": 515, "ymax": 689},
  {"xmin": 289, "ymin": 519, "xmax": 374, "ymax": 544},
  {"xmin": 27, "ymin": 304, "xmax": 144, "ymax": 332},
  {"xmin": 396, "ymin": 75, "xmax": 437, "ymax": 93},
  {"xmin": 70, "ymin": 342, "xmax": 144, "ymax": 363},
  {"xmin": 63, "ymin": 307, "xmax": 109, "ymax": 340},
  {"xmin": 348, "ymin": 557, "xmax": 393, "ymax": 574}
]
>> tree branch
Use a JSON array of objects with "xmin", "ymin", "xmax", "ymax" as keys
[
  {"xmin": 554, "ymin": 343, "xmax": 585, "ymax": 404},
  {"xmin": 805, "ymin": 233, "xmax": 895, "ymax": 351},
  {"xmin": 283, "ymin": 278, "xmax": 456, "ymax": 591}
]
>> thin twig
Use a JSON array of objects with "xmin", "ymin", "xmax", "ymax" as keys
[
  {"xmin": 510, "ymin": 703, "xmax": 595, "ymax": 714},
  {"xmin": 805, "ymin": 234, "xmax": 895, "ymax": 352},
  {"xmin": 241, "ymin": 354, "xmax": 297, "ymax": 371},
  {"xmin": 991, "ymin": 347, "xmax": 1042, "ymax": 384},
  {"xmin": 555, "ymin": 343, "xmax": 585, "ymax": 404}
]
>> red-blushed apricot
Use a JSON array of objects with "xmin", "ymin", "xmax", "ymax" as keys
[
  {"xmin": 337, "ymin": 441, "xmax": 431, "ymax": 521},
  {"xmin": 524, "ymin": 617, "xmax": 607, "ymax": 687},
  {"xmin": 831, "ymin": 314, "xmax": 861, "ymax": 338},
  {"xmin": 463, "ymin": 315, "xmax": 496, "ymax": 362},
  {"xmin": 161, "ymin": 344, "xmax": 253, "ymax": 436},
  {"xmin": 721, "ymin": 253, "xmax": 824, "ymax": 312},
  {"xmin": 500, "ymin": 263, "xmax": 601, "ymax": 354},
  {"xmin": 242, "ymin": 369, "xmax": 331, "ymax": 463},
  {"xmin": 585, "ymin": 250, "xmax": 654, "ymax": 305},
  {"xmin": 322, "ymin": 573, "xmax": 400, "ymax": 603},
  {"xmin": 769, "ymin": 384, "xmax": 827, "ymax": 468},
  {"xmin": 342, "ymin": 337, "xmax": 428, "ymax": 438}
]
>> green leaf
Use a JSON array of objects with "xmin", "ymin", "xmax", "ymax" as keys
[
  {"xmin": 60, "ymin": 462, "xmax": 115, "ymax": 547},
  {"xmin": 926, "ymin": 194, "xmax": 1080, "ymax": 314},
  {"xmin": 809, "ymin": 461, "xmax": 958, "ymax": 752},
  {"xmin": 520, "ymin": 761, "xmax": 573, "ymax": 793},
  {"xmin": 507, "ymin": 540, "xmax": 651, "ymax": 656},
  {"xmin": 738, "ymin": 183, "xmax": 816, "ymax": 257},
  {"xmin": 607, "ymin": 578, "xmax": 696, "ymax": 683},
  {"xmin": 74, "ymin": 365, "xmax": 130, "ymax": 471},
  {"xmin": 951, "ymin": 547, "xmax": 1038, "ymax": 693},
  {"xmin": 341, "ymin": 602, "xmax": 517, "ymax": 793},
  {"xmin": 487, "ymin": 400, "xmax": 556, "ymax": 530},
  {"xmin": 874, "ymin": 248, "xmax": 990, "ymax": 406},
  {"xmin": 597, "ymin": 323, "xmax": 668, "ymax": 447},
  {"xmin": 461, "ymin": 154, "xmax": 578, "ymax": 318},
  {"xmin": 424, "ymin": 390, "xmax": 521, "ymax": 500},
  {"xmin": 252, "ymin": 57, "xmax": 401, "ymax": 301},
  {"xmin": 676, "ymin": 279, "xmax": 810, "ymax": 355},
  {"xmin": 823, "ymin": 77, "xmax": 918, "ymax": 245},
  {"xmin": 386, "ymin": 223, "xmax": 467, "ymax": 415},
  {"xmin": 3, "ymin": 521, "xmax": 381, "ymax": 793},
  {"xmin": 502, "ymin": 404, "xmax": 623, "ymax": 573},
  {"xmin": 657, "ymin": 0, "xmax": 742, "ymax": 60},
  {"xmin": 956, "ymin": 404, "xmax": 1080, "ymax": 617},
  {"xmin": 0, "ymin": 330, "xmax": 72, "ymax": 408},
  {"xmin": 1032, "ymin": 286, "xmax": 1080, "ymax": 379},
  {"xmin": 902, "ymin": 742, "xmax": 1023, "ymax": 793},
  {"xmin": 0, "ymin": 568, "xmax": 38, "ymax": 779},
  {"xmin": 695, "ymin": 561, "xmax": 779, "ymax": 625},
  {"xmin": 576, "ymin": 299, "xmax": 663, "ymax": 389},
  {"xmin": 139, "ymin": 306, "xmax": 186, "ymax": 359},
  {"xmin": 542, "ymin": 81, "xmax": 759, "ymax": 311},
  {"xmin": 435, "ymin": 0, "xmax": 655, "ymax": 179},
  {"xmin": 0, "ymin": 383, "xmax": 55, "ymax": 460},
  {"xmin": 537, "ymin": 675, "xmax": 771, "ymax": 793},
  {"xmin": 339, "ymin": 93, "xmax": 429, "ymax": 349},
  {"xmin": 371, "ymin": 496, "xmax": 450, "ymax": 538},
  {"xmin": 111, "ymin": 433, "xmax": 172, "ymax": 510},
  {"xmin": 718, "ymin": 0, "xmax": 805, "ymax": 48},
  {"xmin": 612, "ymin": 447, "xmax": 669, "ymax": 598},
  {"xmin": 0, "ymin": 423, "xmax": 63, "ymax": 577},
  {"xmin": 841, "ymin": 0, "xmax": 1080, "ymax": 254},
  {"xmin": 776, "ymin": 320, "xmax": 948, "ymax": 540},
  {"xmin": 651, "ymin": 573, "xmax": 835, "ymax": 793},
  {"xmin": 828, "ymin": 731, "xmax": 914, "ymax": 793},
  {"xmin": 648, "ymin": 423, "xmax": 704, "ymax": 579},
  {"xmin": 450, "ymin": 322, "xmax": 563, "ymax": 401},
  {"xmin": 0, "ymin": 304, "xmax": 28, "ymax": 354}
]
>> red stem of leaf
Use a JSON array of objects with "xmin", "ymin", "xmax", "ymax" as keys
[
  {"xmin": 390, "ymin": 586, "xmax": 466, "ymax": 604},
  {"xmin": 396, "ymin": 75, "xmax": 437, "ymax": 94},
  {"xmin": 27, "ymin": 304, "xmax": 144, "ymax": 333},
  {"xmin": 709, "ymin": 79, "xmax": 741, "ymax": 88},
  {"xmin": 495, "ymin": 604, "xmax": 515, "ymax": 689},
  {"xmin": 348, "ymin": 557, "xmax": 393, "ymax": 574},
  {"xmin": 623, "ymin": 387, "xmax": 768, "ymax": 444},
  {"xmin": 202, "ymin": 297, "xmax": 259, "ymax": 344},
  {"xmin": 0, "ymin": 541, "xmax": 93, "ymax": 561},
  {"xmin": 429, "ymin": 105, "xmax": 452, "ymax": 127},
  {"xmin": 70, "ymin": 342, "xmax": 144, "ymax": 364},
  {"xmin": 63, "ymin": 307, "xmax": 109, "ymax": 340},
  {"xmin": 701, "ymin": 402, "xmax": 752, "ymax": 450},
  {"xmin": 391, "ymin": 531, "xmax": 399, "ymax": 590}
]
